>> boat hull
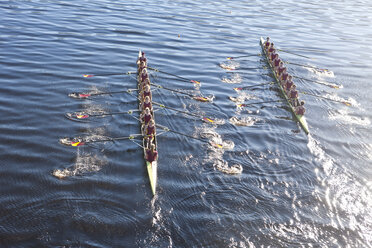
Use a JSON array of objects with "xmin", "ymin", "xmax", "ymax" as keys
[{"xmin": 259, "ymin": 37, "xmax": 309, "ymax": 134}]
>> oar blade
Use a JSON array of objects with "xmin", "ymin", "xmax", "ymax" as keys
[{"xmin": 60, "ymin": 137, "xmax": 86, "ymax": 147}]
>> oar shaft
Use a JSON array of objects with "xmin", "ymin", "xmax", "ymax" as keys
[
  {"xmin": 156, "ymin": 125, "xmax": 207, "ymax": 143},
  {"xmin": 300, "ymin": 91, "xmax": 350, "ymax": 105},
  {"xmin": 240, "ymin": 100, "xmax": 283, "ymax": 107},
  {"xmin": 278, "ymin": 49, "xmax": 313, "ymax": 59},
  {"xmin": 148, "ymin": 66, "xmax": 199, "ymax": 84},
  {"xmin": 240, "ymin": 81, "xmax": 273, "ymax": 89},
  {"xmin": 152, "ymin": 102, "xmax": 200, "ymax": 118},
  {"xmin": 151, "ymin": 83, "xmax": 194, "ymax": 97}
]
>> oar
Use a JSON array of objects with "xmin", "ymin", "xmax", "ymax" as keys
[
  {"xmin": 156, "ymin": 124, "xmax": 223, "ymax": 148},
  {"xmin": 147, "ymin": 66, "xmax": 201, "ymax": 84},
  {"xmin": 226, "ymin": 54, "xmax": 261, "ymax": 60},
  {"xmin": 69, "ymin": 89, "xmax": 138, "ymax": 99},
  {"xmin": 152, "ymin": 102, "xmax": 215, "ymax": 123},
  {"xmin": 292, "ymin": 75, "xmax": 340, "ymax": 89},
  {"xmin": 65, "ymin": 109, "xmax": 140, "ymax": 120},
  {"xmin": 284, "ymin": 61, "xmax": 328, "ymax": 71},
  {"xmin": 300, "ymin": 91, "xmax": 351, "ymax": 106},
  {"xmin": 277, "ymin": 49, "xmax": 314, "ymax": 59},
  {"xmin": 60, "ymin": 134, "xmax": 142, "ymax": 147},
  {"xmin": 233, "ymin": 81, "xmax": 274, "ymax": 91},
  {"xmin": 150, "ymin": 83, "xmax": 211, "ymax": 102},
  {"xmin": 237, "ymin": 99, "xmax": 284, "ymax": 107},
  {"xmin": 227, "ymin": 67, "xmax": 263, "ymax": 70},
  {"xmin": 82, "ymin": 71, "xmax": 136, "ymax": 78}
]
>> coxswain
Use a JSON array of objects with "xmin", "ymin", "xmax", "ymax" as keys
[
  {"xmin": 295, "ymin": 101, "xmax": 306, "ymax": 116},
  {"xmin": 138, "ymin": 52, "xmax": 146, "ymax": 63},
  {"xmin": 264, "ymin": 37, "xmax": 270, "ymax": 49},
  {"xmin": 142, "ymin": 84, "xmax": 152, "ymax": 101},
  {"xmin": 141, "ymin": 95, "xmax": 152, "ymax": 111},
  {"xmin": 140, "ymin": 107, "xmax": 152, "ymax": 125},
  {"xmin": 146, "ymin": 144, "xmax": 158, "ymax": 163}
]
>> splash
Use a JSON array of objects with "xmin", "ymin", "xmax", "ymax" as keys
[
  {"xmin": 229, "ymin": 116, "xmax": 257, "ymax": 126},
  {"xmin": 220, "ymin": 60, "xmax": 240, "ymax": 70},
  {"xmin": 307, "ymin": 67, "xmax": 335, "ymax": 77},
  {"xmin": 222, "ymin": 73, "xmax": 242, "ymax": 84},
  {"xmin": 307, "ymin": 135, "xmax": 372, "ymax": 245},
  {"xmin": 198, "ymin": 126, "xmax": 241, "ymax": 174},
  {"xmin": 53, "ymin": 154, "xmax": 107, "ymax": 179}
]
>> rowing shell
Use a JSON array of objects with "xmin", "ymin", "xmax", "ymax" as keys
[
  {"xmin": 259, "ymin": 37, "xmax": 310, "ymax": 135},
  {"xmin": 137, "ymin": 50, "xmax": 158, "ymax": 196}
]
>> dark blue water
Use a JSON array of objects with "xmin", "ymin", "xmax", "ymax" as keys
[{"xmin": 0, "ymin": 0, "xmax": 371, "ymax": 247}]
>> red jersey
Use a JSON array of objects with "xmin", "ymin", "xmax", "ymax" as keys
[
  {"xmin": 146, "ymin": 149, "xmax": 158, "ymax": 162},
  {"xmin": 143, "ymin": 101, "xmax": 152, "ymax": 110},
  {"xmin": 143, "ymin": 90, "xmax": 151, "ymax": 98},
  {"xmin": 289, "ymin": 90, "xmax": 298, "ymax": 99},
  {"xmin": 146, "ymin": 125, "xmax": 155, "ymax": 136},
  {"xmin": 273, "ymin": 58, "xmax": 281, "ymax": 67},
  {"xmin": 270, "ymin": 53, "xmax": 277, "ymax": 61},
  {"xmin": 142, "ymin": 113, "xmax": 152, "ymax": 124},
  {"xmin": 277, "ymin": 67, "xmax": 285, "ymax": 75},
  {"xmin": 285, "ymin": 81, "xmax": 294, "ymax": 91},
  {"xmin": 281, "ymin": 73, "xmax": 289, "ymax": 81},
  {"xmin": 296, "ymin": 106, "xmax": 305, "ymax": 115}
]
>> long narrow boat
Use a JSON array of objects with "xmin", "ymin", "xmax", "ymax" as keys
[
  {"xmin": 259, "ymin": 37, "xmax": 310, "ymax": 134},
  {"xmin": 137, "ymin": 50, "xmax": 158, "ymax": 195}
]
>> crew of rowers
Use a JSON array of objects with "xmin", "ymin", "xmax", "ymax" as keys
[
  {"xmin": 264, "ymin": 37, "xmax": 306, "ymax": 116},
  {"xmin": 137, "ymin": 52, "xmax": 158, "ymax": 163}
]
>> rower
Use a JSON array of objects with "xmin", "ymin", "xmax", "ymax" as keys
[
  {"xmin": 277, "ymin": 64, "xmax": 286, "ymax": 78},
  {"xmin": 284, "ymin": 75, "xmax": 295, "ymax": 91},
  {"xmin": 140, "ymin": 68, "xmax": 149, "ymax": 82},
  {"xmin": 264, "ymin": 37, "xmax": 270, "ymax": 49},
  {"xmin": 138, "ymin": 60, "xmax": 147, "ymax": 73},
  {"xmin": 270, "ymin": 52, "xmax": 278, "ymax": 63},
  {"xmin": 280, "ymin": 70, "xmax": 289, "ymax": 82},
  {"xmin": 142, "ymin": 84, "xmax": 152, "ymax": 101},
  {"xmin": 146, "ymin": 144, "xmax": 158, "ymax": 163},
  {"xmin": 268, "ymin": 43, "xmax": 275, "ymax": 54},
  {"xmin": 144, "ymin": 119, "xmax": 156, "ymax": 140},
  {"xmin": 141, "ymin": 96, "xmax": 152, "ymax": 111},
  {"xmin": 272, "ymin": 56, "xmax": 281, "ymax": 68},
  {"xmin": 287, "ymin": 85, "xmax": 299, "ymax": 106},
  {"xmin": 295, "ymin": 101, "xmax": 306, "ymax": 116},
  {"xmin": 140, "ymin": 107, "xmax": 152, "ymax": 125}
]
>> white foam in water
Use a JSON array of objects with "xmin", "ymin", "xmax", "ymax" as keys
[
  {"xmin": 222, "ymin": 73, "xmax": 242, "ymax": 84},
  {"xmin": 198, "ymin": 126, "xmax": 242, "ymax": 175},
  {"xmin": 219, "ymin": 60, "xmax": 240, "ymax": 70},
  {"xmin": 307, "ymin": 67, "xmax": 335, "ymax": 77},
  {"xmin": 307, "ymin": 135, "xmax": 372, "ymax": 245},
  {"xmin": 53, "ymin": 153, "xmax": 107, "ymax": 179},
  {"xmin": 229, "ymin": 116, "xmax": 257, "ymax": 126}
]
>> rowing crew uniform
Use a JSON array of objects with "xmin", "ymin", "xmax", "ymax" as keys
[
  {"xmin": 264, "ymin": 37, "xmax": 271, "ymax": 49},
  {"xmin": 142, "ymin": 112, "xmax": 152, "ymax": 125},
  {"xmin": 146, "ymin": 148, "xmax": 158, "ymax": 162},
  {"xmin": 295, "ymin": 105, "xmax": 305, "ymax": 116},
  {"xmin": 281, "ymin": 72, "xmax": 289, "ymax": 82},
  {"xmin": 270, "ymin": 52, "xmax": 278, "ymax": 62},
  {"xmin": 142, "ymin": 100, "xmax": 152, "ymax": 110},
  {"xmin": 145, "ymin": 124, "xmax": 155, "ymax": 139},
  {"xmin": 273, "ymin": 57, "xmax": 281, "ymax": 67},
  {"xmin": 284, "ymin": 80, "xmax": 294, "ymax": 91},
  {"xmin": 142, "ymin": 90, "xmax": 151, "ymax": 99}
]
